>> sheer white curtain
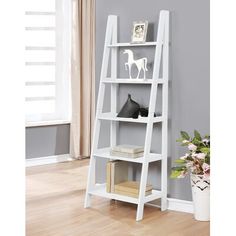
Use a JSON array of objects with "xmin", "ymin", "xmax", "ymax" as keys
[{"xmin": 70, "ymin": 0, "xmax": 95, "ymax": 158}]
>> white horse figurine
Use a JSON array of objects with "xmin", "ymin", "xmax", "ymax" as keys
[{"xmin": 123, "ymin": 49, "xmax": 148, "ymax": 79}]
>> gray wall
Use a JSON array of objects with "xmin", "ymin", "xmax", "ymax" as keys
[
  {"xmin": 26, "ymin": 124, "xmax": 70, "ymax": 159},
  {"xmin": 95, "ymin": 0, "xmax": 210, "ymax": 200}
]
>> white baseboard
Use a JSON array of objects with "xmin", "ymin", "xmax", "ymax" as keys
[
  {"xmin": 167, "ymin": 198, "xmax": 193, "ymax": 213},
  {"xmin": 26, "ymin": 154, "xmax": 72, "ymax": 167},
  {"xmin": 147, "ymin": 198, "xmax": 193, "ymax": 214}
]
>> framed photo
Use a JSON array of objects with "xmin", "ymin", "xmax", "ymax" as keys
[{"xmin": 131, "ymin": 21, "xmax": 148, "ymax": 44}]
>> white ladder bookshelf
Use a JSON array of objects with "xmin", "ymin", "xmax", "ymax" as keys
[{"xmin": 84, "ymin": 10, "xmax": 169, "ymax": 221}]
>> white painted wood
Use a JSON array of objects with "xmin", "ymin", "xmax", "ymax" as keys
[
  {"xmin": 110, "ymin": 16, "xmax": 118, "ymax": 148},
  {"xmin": 167, "ymin": 198, "xmax": 193, "ymax": 213},
  {"xmin": 136, "ymin": 11, "xmax": 169, "ymax": 221},
  {"xmin": 84, "ymin": 16, "xmax": 115, "ymax": 208},
  {"xmin": 103, "ymin": 78, "xmax": 166, "ymax": 84},
  {"xmin": 89, "ymin": 183, "xmax": 193, "ymax": 214},
  {"xmin": 147, "ymin": 198, "xmax": 194, "ymax": 213},
  {"xmin": 89, "ymin": 183, "xmax": 139, "ymax": 204},
  {"xmin": 98, "ymin": 112, "xmax": 163, "ymax": 123},
  {"xmin": 108, "ymin": 42, "xmax": 158, "ymax": 47},
  {"xmin": 85, "ymin": 11, "xmax": 170, "ymax": 221},
  {"xmin": 136, "ymin": 161, "xmax": 149, "ymax": 221},
  {"xmin": 161, "ymin": 10, "xmax": 169, "ymax": 211},
  {"xmin": 93, "ymin": 147, "xmax": 163, "ymax": 163},
  {"xmin": 89, "ymin": 184, "xmax": 162, "ymax": 205},
  {"xmin": 25, "ymin": 119, "xmax": 70, "ymax": 127},
  {"xmin": 25, "ymin": 154, "xmax": 72, "ymax": 167}
]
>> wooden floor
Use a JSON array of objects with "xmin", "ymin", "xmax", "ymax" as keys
[{"xmin": 26, "ymin": 159, "xmax": 210, "ymax": 236}]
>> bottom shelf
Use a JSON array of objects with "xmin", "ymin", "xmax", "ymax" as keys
[{"xmin": 88, "ymin": 183, "xmax": 162, "ymax": 205}]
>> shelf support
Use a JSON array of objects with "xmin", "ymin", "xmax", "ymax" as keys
[
  {"xmin": 136, "ymin": 10, "xmax": 169, "ymax": 221},
  {"xmin": 161, "ymin": 11, "xmax": 169, "ymax": 211},
  {"xmin": 110, "ymin": 16, "xmax": 118, "ymax": 147},
  {"xmin": 84, "ymin": 15, "xmax": 116, "ymax": 208}
]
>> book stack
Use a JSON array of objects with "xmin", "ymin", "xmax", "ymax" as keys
[
  {"xmin": 110, "ymin": 144, "xmax": 144, "ymax": 158},
  {"xmin": 106, "ymin": 160, "xmax": 153, "ymax": 198},
  {"xmin": 106, "ymin": 160, "xmax": 128, "ymax": 193},
  {"xmin": 115, "ymin": 181, "xmax": 153, "ymax": 198}
]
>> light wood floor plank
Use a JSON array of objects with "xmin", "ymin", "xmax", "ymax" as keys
[{"xmin": 26, "ymin": 159, "xmax": 210, "ymax": 236}]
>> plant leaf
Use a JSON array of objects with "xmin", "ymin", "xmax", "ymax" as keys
[
  {"xmin": 174, "ymin": 159, "xmax": 187, "ymax": 164},
  {"xmin": 180, "ymin": 143, "xmax": 189, "ymax": 146},
  {"xmin": 205, "ymin": 155, "xmax": 210, "ymax": 164},
  {"xmin": 192, "ymin": 137, "xmax": 201, "ymax": 145},
  {"xmin": 186, "ymin": 156, "xmax": 194, "ymax": 161},
  {"xmin": 170, "ymin": 170, "xmax": 182, "ymax": 179},
  {"xmin": 194, "ymin": 130, "xmax": 202, "ymax": 141},
  {"xmin": 176, "ymin": 138, "xmax": 184, "ymax": 143},
  {"xmin": 180, "ymin": 131, "xmax": 190, "ymax": 140},
  {"xmin": 171, "ymin": 166, "xmax": 186, "ymax": 171},
  {"xmin": 200, "ymin": 147, "xmax": 210, "ymax": 154}
]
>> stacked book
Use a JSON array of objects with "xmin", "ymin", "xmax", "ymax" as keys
[
  {"xmin": 115, "ymin": 181, "xmax": 153, "ymax": 198},
  {"xmin": 110, "ymin": 144, "xmax": 144, "ymax": 158},
  {"xmin": 106, "ymin": 160, "xmax": 153, "ymax": 198},
  {"xmin": 106, "ymin": 160, "xmax": 128, "ymax": 193}
]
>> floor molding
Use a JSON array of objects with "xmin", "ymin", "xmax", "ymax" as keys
[
  {"xmin": 167, "ymin": 198, "xmax": 193, "ymax": 213},
  {"xmin": 26, "ymin": 154, "xmax": 72, "ymax": 167},
  {"xmin": 147, "ymin": 198, "xmax": 193, "ymax": 214}
]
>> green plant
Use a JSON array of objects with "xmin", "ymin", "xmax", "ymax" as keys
[{"xmin": 170, "ymin": 130, "xmax": 210, "ymax": 179}]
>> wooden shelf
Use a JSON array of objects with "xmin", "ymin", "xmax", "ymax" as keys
[
  {"xmin": 89, "ymin": 184, "xmax": 162, "ymax": 204},
  {"xmin": 107, "ymin": 42, "xmax": 158, "ymax": 47},
  {"xmin": 98, "ymin": 112, "xmax": 163, "ymax": 123},
  {"xmin": 94, "ymin": 147, "xmax": 163, "ymax": 163}
]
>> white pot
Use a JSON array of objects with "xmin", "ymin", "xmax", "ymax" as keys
[{"xmin": 191, "ymin": 174, "xmax": 210, "ymax": 221}]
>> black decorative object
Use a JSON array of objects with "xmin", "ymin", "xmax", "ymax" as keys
[
  {"xmin": 117, "ymin": 94, "xmax": 140, "ymax": 119},
  {"xmin": 139, "ymin": 107, "xmax": 149, "ymax": 117},
  {"xmin": 139, "ymin": 107, "xmax": 158, "ymax": 117}
]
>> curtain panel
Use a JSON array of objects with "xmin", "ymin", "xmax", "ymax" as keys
[{"xmin": 70, "ymin": 0, "xmax": 95, "ymax": 158}]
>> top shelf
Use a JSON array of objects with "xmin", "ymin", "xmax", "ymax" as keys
[{"xmin": 107, "ymin": 42, "xmax": 158, "ymax": 47}]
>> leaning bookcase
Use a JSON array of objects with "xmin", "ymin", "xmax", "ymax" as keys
[{"xmin": 84, "ymin": 10, "xmax": 170, "ymax": 221}]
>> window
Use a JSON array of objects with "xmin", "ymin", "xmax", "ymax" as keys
[{"xmin": 25, "ymin": 0, "xmax": 71, "ymax": 125}]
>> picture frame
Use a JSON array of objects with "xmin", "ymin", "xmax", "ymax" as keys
[{"xmin": 131, "ymin": 21, "xmax": 148, "ymax": 44}]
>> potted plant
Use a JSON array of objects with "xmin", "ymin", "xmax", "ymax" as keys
[{"xmin": 170, "ymin": 130, "xmax": 210, "ymax": 221}]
